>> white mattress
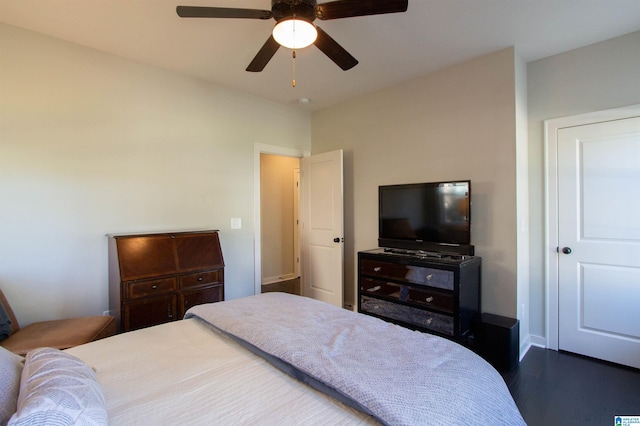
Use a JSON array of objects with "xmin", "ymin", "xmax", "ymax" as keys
[{"xmin": 65, "ymin": 318, "xmax": 377, "ymax": 425}]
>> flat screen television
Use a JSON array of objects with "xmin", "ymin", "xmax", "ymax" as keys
[{"xmin": 378, "ymin": 180, "xmax": 473, "ymax": 255}]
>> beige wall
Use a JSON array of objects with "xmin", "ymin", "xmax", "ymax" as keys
[
  {"xmin": 312, "ymin": 48, "xmax": 521, "ymax": 319},
  {"xmin": 3, "ymin": 19, "xmax": 638, "ymax": 347},
  {"xmin": 0, "ymin": 23, "xmax": 311, "ymax": 326},
  {"xmin": 526, "ymin": 30, "xmax": 640, "ymax": 342},
  {"xmin": 313, "ymin": 30, "xmax": 640, "ymax": 349},
  {"xmin": 260, "ymin": 154, "xmax": 300, "ymax": 283}
]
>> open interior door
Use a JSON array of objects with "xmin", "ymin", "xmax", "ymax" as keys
[{"xmin": 300, "ymin": 150, "xmax": 344, "ymax": 307}]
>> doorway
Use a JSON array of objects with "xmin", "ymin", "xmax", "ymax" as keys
[
  {"xmin": 260, "ymin": 153, "xmax": 301, "ymax": 295},
  {"xmin": 253, "ymin": 144, "xmax": 308, "ymax": 296},
  {"xmin": 545, "ymin": 104, "xmax": 640, "ymax": 368}
]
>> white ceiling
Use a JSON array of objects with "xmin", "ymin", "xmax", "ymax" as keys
[{"xmin": 2, "ymin": 0, "xmax": 640, "ymax": 111}]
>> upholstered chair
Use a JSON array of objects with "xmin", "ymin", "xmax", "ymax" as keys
[{"xmin": 0, "ymin": 288, "xmax": 115, "ymax": 356}]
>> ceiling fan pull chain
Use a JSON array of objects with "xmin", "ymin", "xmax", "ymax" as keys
[
  {"xmin": 292, "ymin": 6, "xmax": 297, "ymax": 87},
  {"xmin": 292, "ymin": 49, "xmax": 297, "ymax": 87}
]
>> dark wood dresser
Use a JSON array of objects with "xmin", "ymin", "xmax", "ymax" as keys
[
  {"xmin": 358, "ymin": 248, "xmax": 480, "ymax": 344},
  {"xmin": 108, "ymin": 230, "xmax": 224, "ymax": 333}
]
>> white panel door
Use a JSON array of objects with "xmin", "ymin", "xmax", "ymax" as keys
[
  {"xmin": 300, "ymin": 150, "xmax": 344, "ymax": 307},
  {"xmin": 558, "ymin": 116, "xmax": 640, "ymax": 368}
]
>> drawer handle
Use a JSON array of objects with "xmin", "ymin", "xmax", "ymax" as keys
[
  {"xmin": 425, "ymin": 296, "xmax": 434, "ymax": 303},
  {"xmin": 373, "ymin": 267, "xmax": 382, "ymax": 272},
  {"xmin": 426, "ymin": 274, "xmax": 433, "ymax": 280},
  {"xmin": 198, "ymin": 277, "xmax": 203, "ymax": 281},
  {"xmin": 425, "ymin": 318, "xmax": 433, "ymax": 325},
  {"xmin": 151, "ymin": 285, "xmax": 158, "ymax": 289}
]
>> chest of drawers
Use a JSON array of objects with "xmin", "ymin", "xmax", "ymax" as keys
[
  {"xmin": 108, "ymin": 230, "xmax": 224, "ymax": 332},
  {"xmin": 358, "ymin": 249, "xmax": 480, "ymax": 343}
]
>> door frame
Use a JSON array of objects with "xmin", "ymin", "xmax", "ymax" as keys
[
  {"xmin": 253, "ymin": 143, "xmax": 310, "ymax": 296},
  {"xmin": 544, "ymin": 103, "xmax": 640, "ymax": 350}
]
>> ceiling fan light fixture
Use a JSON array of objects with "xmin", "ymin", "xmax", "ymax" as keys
[{"xmin": 272, "ymin": 18, "xmax": 317, "ymax": 49}]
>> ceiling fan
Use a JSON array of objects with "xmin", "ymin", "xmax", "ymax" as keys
[{"xmin": 176, "ymin": 0, "xmax": 409, "ymax": 72}]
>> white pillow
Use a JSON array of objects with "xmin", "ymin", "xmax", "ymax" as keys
[
  {"xmin": 0, "ymin": 346, "xmax": 23, "ymax": 425},
  {"xmin": 9, "ymin": 347, "xmax": 107, "ymax": 426}
]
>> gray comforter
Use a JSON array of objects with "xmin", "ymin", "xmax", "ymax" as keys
[{"xmin": 185, "ymin": 292, "xmax": 526, "ymax": 426}]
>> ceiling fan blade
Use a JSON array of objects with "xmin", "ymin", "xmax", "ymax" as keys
[
  {"xmin": 313, "ymin": 27, "xmax": 358, "ymax": 70},
  {"xmin": 316, "ymin": 0, "xmax": 408, "ymax": 20},
  {"xmin": 176, "ymin": 6, "xmax": 272, "ymax": 20},
  {"xmin": 246, "ymin": 35, "xmax": 281, "ymax": 72}
]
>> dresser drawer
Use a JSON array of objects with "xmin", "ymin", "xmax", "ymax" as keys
[
  {"xmin": 179, "ymin": 270, "xmax": 221, "ymax": 289},
  {"xmin": 360, "ymin": 259, "xmax": 454, "ymax": 290},
  {"xmin": 408, "ymin": 285, "xmax": 454, "ymax": 313},
  {"xmin": 360, "ymin": 296, "xmax": 454, "ymax": 336},
  {"xmin": 360, "ymin": 277, "xmax": 454, "ymax": 313},
  {"xmin": 126, "ymin": 277, "xmax": 177, "ymax": 300}
]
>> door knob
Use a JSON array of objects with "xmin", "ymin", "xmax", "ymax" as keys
[
  {"xmin": 562, "ymin": 247, "xmax": 572, "ymax": 254},
  {"xmin": 333, "ymin": 237, "xmax": 341, "ymax": 243}
]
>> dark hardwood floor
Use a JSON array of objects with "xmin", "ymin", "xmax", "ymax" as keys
[
  {"xmin": 261, "ymin": 278, "xmax": 300, "ymax": 295},
  {"xmin": 502, "ymin": 346, "xmax": 640, "ymax": 425}
]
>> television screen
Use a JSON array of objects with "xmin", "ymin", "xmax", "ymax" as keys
[{"xmin": 379, "ymin": 181, "xmax": 471, "ymax": 252}]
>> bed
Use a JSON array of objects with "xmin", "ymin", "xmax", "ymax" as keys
[{"xmin": 2, "ymin": 292, "xmax": 526, "ymax": 425}]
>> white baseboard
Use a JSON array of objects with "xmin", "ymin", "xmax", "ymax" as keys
[
  {"xmin": 262, "ymin": 273, "xmax": 298, "ymax": 286},
  {"xmin": 529, "ymin": 334, "xmax": 547, "ymax": 348},
  {"xmin": 519, "ymin": 335, "xmax": 532, "ymax": 361},
  {"xmin": 519, "ymin": 333, "xmax": 548, "ymax": 361}
]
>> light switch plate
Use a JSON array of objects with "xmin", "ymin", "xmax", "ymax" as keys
[{"xmin": 230, "ymin": 217, "xmax": 242, "ymax": 229}]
